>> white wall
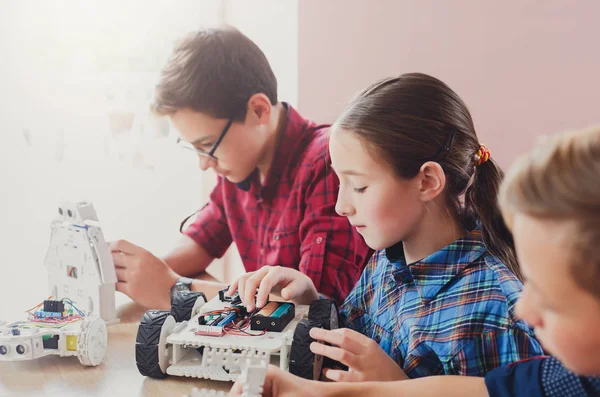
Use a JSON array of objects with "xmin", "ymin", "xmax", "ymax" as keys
[
  {"xmin": 297, "ymin": 0, "xmax": 600, "ymax": 167},
  {"xmin": 0, "ymin": 1, "xmax": 225, "ymax": 308},
  {"xmin": 225, "ymin": 0, "xmax": 299, "ymax": 107}
]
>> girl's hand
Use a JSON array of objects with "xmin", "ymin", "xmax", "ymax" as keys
[
  {"xmin": 227, "ymin": 266, "xmax": 319, "ymax": 311},
  {"xmin": 309, "ymin": 327, "xmax": 409, "ymax": 382}
]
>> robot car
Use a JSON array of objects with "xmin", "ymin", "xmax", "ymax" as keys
[{"xmin": 135, "ymin": 289, "xmax": 340, "ymax": 382}]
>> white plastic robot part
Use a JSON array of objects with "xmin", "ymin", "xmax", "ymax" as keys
[
  {"xmin": 238, "ymin": 359, "xmax": 269, "ymax": 397},
  {"xmin": 77, "ymin": 316, "xmax": 108, "ymax": 366},
  {"xmin": 45, "ymin": 200, "xmax": 118, "ymax": 324},
  {"xmin": 0, "ymin": 315, "xmax": 107, "ymax": 366},
  {"xmin": 183, "ymin": 352, "xmax": 270, "ymax": 397}
]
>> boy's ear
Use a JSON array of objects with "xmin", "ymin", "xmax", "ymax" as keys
[
  {"xmin": 246, "ymin": 93, "xmax": 272, "ymax": 125},
  {"xmin": 418, "ymin": 161, "xmax": 446, "ymax": 202}
]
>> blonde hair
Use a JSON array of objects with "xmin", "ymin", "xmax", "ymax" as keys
[{"xmin": 499, "ymin": 125, "xmax": 600, "ymax": 297}]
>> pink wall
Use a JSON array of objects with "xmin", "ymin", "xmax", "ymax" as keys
[{"xmin": 297, "ymin": 1, "xmax": 600, "ymax": 167}]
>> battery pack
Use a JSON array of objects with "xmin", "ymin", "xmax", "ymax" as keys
[{"xmin": 251, "ymin": 301, "xmax": 295, "ymax": 332}]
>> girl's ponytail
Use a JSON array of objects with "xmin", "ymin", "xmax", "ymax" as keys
[{"xmin": 465, "ymin": 148, "xmax": 521, "ymax": 279}]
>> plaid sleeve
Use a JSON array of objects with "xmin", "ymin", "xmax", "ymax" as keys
[
  {"xmin": 298, "ymin": 162, "xmax": 370, "ymax": 305},
  {"xmin": 446, "ymin": 328, "xmax": 545, "ymax": 377},
  {"xmin": 183, "ymin": 178, "xmax": 233, "ymax": 259}
]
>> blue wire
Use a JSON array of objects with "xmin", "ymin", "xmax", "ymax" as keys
[{"xmin": 61, "ymin": 298, "xmax": 85, "ymax": 316}]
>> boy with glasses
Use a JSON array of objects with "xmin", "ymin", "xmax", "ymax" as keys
[{"xmin": 109, "ymin": 26, "xmax": 370, "ymax": 310}]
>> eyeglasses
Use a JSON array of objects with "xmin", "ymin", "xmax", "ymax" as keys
[{"xmin": 176, "ymin": 118, "xmax": 234, "ymax": 161}]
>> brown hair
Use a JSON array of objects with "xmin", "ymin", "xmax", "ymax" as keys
[
  {"xmin": 152, "ymin": 26, "xmax": 277, "ymax": 121},
  {"xmin": 335, "ymin": 73, "xmax": 520, "ymax": 279},
  {"xmin": 499, "ymin": 126, "xmax": 600, "ymax": 297}
]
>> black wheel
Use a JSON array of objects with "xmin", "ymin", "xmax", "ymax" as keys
[
  {"xmin": 308, "ymin": 299, "xmax": 339, "ymax": 330},
  {"xmin": 307, "ymin": 299, "xmax": 347, "ymax": 371},
  {"xmin": 289, "ymin": 319, "xmax": 324, "ymax": 380},
  {"xmin": 170, "ymin": 291, "xmax": 207, "ymax": 322},
  {"xmin": 135, "ymin": 310, "xmax": 174, "ymax": 378}
]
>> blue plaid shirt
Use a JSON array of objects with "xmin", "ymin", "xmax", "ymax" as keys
[{"xmin": 340, "ymin": 229, "xmax": 544, "ymax": 378}]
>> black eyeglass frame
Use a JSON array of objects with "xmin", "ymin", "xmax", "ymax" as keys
[{"xmin": 176, "ymin": 118, "xmax": 234, "ymax": 161}]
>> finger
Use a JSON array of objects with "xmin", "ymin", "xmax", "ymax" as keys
[
  {"xmin": 111, "ymin": 251, "xmax": 130, "ymax": 268},
  {"xmin": 309, "ymin": 328, "xmax": 365, "ymax": 354},
  {"xmin": 280, "ymin": 280, "xmax": 308, "ymax": 301},
  {"xmin": 244, "ymin": 267, "xmax": 271, "ymax": 310},
  {"xmin": 109, "ymin": 239, "xmax": 143, "ymax": 255},
  {"xmin": 264, "ymin": 365, "xmax": 293, "ymax": 396},
  {"xmin": 238, "ymin": 274, "xmax": 250, "ymax": 308},
  {"xmin": 229, "ymin": 379, "xmax": 243, "ymax": 395},
  {"xmin": 322, "ymin": 368, "xmax": 362, "ymax": 382},
  {"xmin": 226, "ymin": 279, "xmax": 240, "ymax": 296},
  {"xmin": 115, "ymin": 267, "xmax": 128, "ymax": 282},
  {"xmin": 310, "ymin": 342, "xmax": 358, "ymax": 368},
  {"xmin": 255, "ymin": 269, "xmax": 283, "ymax": 308}
]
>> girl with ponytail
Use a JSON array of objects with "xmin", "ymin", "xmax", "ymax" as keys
[{"xmin": 228, "ymin": 73, "xmax": 543, "ymax": 381}]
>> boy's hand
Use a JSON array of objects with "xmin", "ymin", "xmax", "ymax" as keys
[
  {"xmin": 309, "ymin": 328, "xmax": 409, "ymax": 382},
  {"xmin": 227, "ymin": 266, "xmax": 319, "ymax": 311},
  {"xmin": 229, "ymin": 365, "xmax": 321, "ymax": 397},
  {"xmin": 110, "ymin": 239, "xmax": 179, "ymax": 309}
]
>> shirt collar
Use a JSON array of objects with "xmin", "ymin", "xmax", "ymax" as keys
[
  {"xmin": 384, "ymin": 228, "xmax": 488, "ymax": 303},
  {"xmin": 248, "ymin": 102, "xmax": 324, "ymax": 201}
]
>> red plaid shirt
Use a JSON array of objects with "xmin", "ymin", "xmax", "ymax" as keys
[{"xmin": 184, "ymin": 104, "xmax": 370, "ymax": 304}]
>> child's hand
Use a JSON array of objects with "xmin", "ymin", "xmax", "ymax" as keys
[
  {"xmin": 309, "ymin": 328, "xmax": 409, "ymax": 382},
  {"xmin": 229, "ymin": 365, "xmax": 322, "ymax": 397},
  {"xmin": 110, "ymin": 239, "xmax": 179, "ymax": 309},
  {"xmin": 227, "ymin": 266, "xmax": 320, "ymax": 311}
]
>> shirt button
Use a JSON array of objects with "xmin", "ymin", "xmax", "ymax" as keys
[
  {"xmin": 274, "ymin": 235, "xmax": 280, "ymax": 241},
  {"xmin": 316, "ymin": 237, "xmax": 323, "ymax": 244},
  {"xmin": 260, "ymin": 248, "xmax": 265, "ymax": 255}
]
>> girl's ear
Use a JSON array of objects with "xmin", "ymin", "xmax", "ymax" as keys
[{"xmin": 418, "ymin": 161, "xmax": 446, "ymax": 202}]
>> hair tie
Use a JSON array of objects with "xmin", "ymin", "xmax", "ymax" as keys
[{"xmin": 474, "ymin": 144, "xmax": 491, "ymax": 167}]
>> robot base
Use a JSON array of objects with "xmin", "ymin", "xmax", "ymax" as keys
[
  {"xmin": 0, "ymin": 314, "xmax": 107, "ymax": 366},
  {"xmin": 136, "ymin": 293, "xmax": 339, "ymax": 382}
]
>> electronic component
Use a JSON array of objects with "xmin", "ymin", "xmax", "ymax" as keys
[
  {"xmin": 195, "ymin": 311, "xmax": 239, "ymax": 337},
  {"xmin": 255, "ymin": 302, "xmax": 278, "ymax": 317},
  {"xmin": 251, "ymin": 301, "xmax": 295, "ymax": 332},
  {"xmin": 216, "ymin": 312, "xmax": 237, "ymax": 327},
  {"xmin": 218, "ymin": 288, "xmax": 242, "ymax": 305},
  {"xmin": 271, "ymin": 303, "xmax": 292, "ymax": 318},
  {"xmin": 218, "ymin": 288, "xmax": 231, "ymax": 302},
  {"xmin": 43, "ymin": 300, "xmax": 65, "ymax": 313},
  {"xmin": 33, "ymin": 311, "xmax": 63, "ymax": 319},
  {"xmin": 42, "ymin": 335, "xmax": 59, "ymax": 349}
]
